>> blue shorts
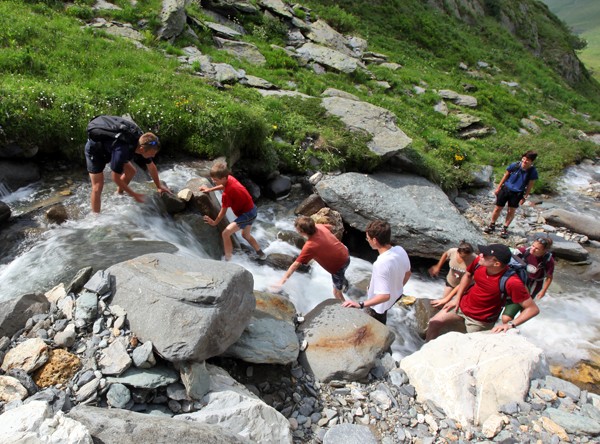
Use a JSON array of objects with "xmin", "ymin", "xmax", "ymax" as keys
[
  {"xmin": 85, "ymin": 139, "xmax": 111, "ymax": 174},
  {"xmin": 331, "ymin": 257, "xmax": 350, "ymax": 290},
  {"xmin": 235, "ymin": 206, "xmax": 257, "ymax": 229}
]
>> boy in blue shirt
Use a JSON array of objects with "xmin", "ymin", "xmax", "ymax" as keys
[{"xmin": 484, "ymin": 150, "xmax": 538, "ymax": 238}]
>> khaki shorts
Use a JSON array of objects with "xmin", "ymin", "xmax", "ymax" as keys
[{"xmin": 457, "ymin": 309, "xmax": 496, "ymax": 333}]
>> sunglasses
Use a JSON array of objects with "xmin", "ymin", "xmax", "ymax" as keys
[
  {"xmin": 145, "ymin": 140, "xmax": 159, "ymax": 146},
  {"xmin": 536, "ymin": 237, "xmax": 550, "ymax": 247}
]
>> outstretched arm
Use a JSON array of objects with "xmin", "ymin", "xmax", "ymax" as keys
[
  {"xmin": 492, "ymin": 297, "xmax": 539, "ymax": 332},
  {"xmin": 272, "ymin": 261, "xmax": 302, "ymax": 291},
  {"xmin": 147, "ymin": 161, "xmax": 171, "ymax": 194},
  {"xmin": 204, "ymin": 206, "xmax": 227, "ymax": 226},
  {"xmin": 199, "ymin": 184, "xmax": 225, "ymax": 193},
  {"xmin": 428, "ymin": 252, "xmax": 448, "ymax": 277},
  {"xmin": 444, "ymin": 270, "xmax": 473, "ymax": 312},
  {"xmin": 111, "ymin": 171, "xmax": 144, "ymax": 203},
  {"xmin": 536, "ymin": 275, "xmax": 553, "ymax": 299}
]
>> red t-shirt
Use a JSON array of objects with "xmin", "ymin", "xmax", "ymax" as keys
[
  {"xmin": 296, "ymin": 224, "xmax": 349, "ymax": 274},
  {"xmin": 459, "ymin": 256, "xmax": 531, "ymax": 322},
  {"xmin": 221, "ymin": 176, "xmax": 254, "ymax": 217}
]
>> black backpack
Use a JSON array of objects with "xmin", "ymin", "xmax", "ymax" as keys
[
  {"xmin": 474, "ymin": 255, "xmax": 529, "ymax": 303},
  {"xmin": 87, "ymin": 115, "xmax": 142, "ymax": 146}
]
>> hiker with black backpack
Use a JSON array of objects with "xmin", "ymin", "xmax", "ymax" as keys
[
  {"xmin": 501, "ymin": 237, "xmax": 554, "ymax": 324},
  {"xmin": 85, "ymin": 115, "xmax": 171, "ymax": 213},
  {"xmin": 484, "ymin": 151, "xmax": 538, "ymax": 239},
  {"xmin": 426, "ymin": 243, "xmax": 539, "ymax": 341}
]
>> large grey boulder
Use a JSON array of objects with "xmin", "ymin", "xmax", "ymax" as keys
[
  {"xmin": 107, "ymin": 253, "xmax": 255, "ymax": 362},
  {"xmin": 297, "ymin": 299, "xmax": 395, "ymax": 382},
  {"xmin": 321, "ymin": 96, "xmax": 412, "ymax": 158},
  {"xmin": 68, "ymin": 404, "xmax": 246, "ymax": 444},
  {"xmin": 158, "ymin": 0, "xmax": 187, "ymax": 40},
  {"xmin": 400, "ymin": 332, "xmax": 548, "ymax": 425},
  {"xmin": 542, "ymin": 208, "xmax": 600, "ymax": 240},
  {"xmin": 296, "ymin": 43, "xmax": 366, "ymax": 74},
  {"xmin": 176, "ymin": 364, "xmax": 292, "ymax": 443},
  {"xmin": 224, "ymin": 291, "xmax": 299, "ymax": 365},
  {"xmin": 306, "ymin": 20, "xmax": 352, "ymax": 56},
  {"xmin": 551, "ymin": 239, "xmax": 589, "ymax": 262},
  {"xmin": 0, "ymin": 293, "xmax": 49, "ymax": 338},
  {"xmin": 315, "ymin": 172, "xmax": 484, "ymax": 259},
  {"xmin": 257, "ymin": 0, "xmax": 293, "ymax": 18}
]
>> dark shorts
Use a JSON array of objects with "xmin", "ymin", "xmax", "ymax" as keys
[
  {"xmin": 364, "ymin": 307, "xmax": 387, "ymax": 325},
  {"xmin": 234, "ymin": 206, "xmax": 257, "ymax": 229},
  {"xmin": 496, "ymin": 187, "xmax": 523, "ymax": 208},
  {"xmin": 502, "ymin": 302, "xmax": 522, "ymax": 319},
  {"xmin": 331, "ymin": 257, "xmax": 351, "ymax": 290},
  {"xmin": 85, "ymin": 139, "xmax": 110, "ymax": 174}
]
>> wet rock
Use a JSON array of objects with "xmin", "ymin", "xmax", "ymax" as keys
[
  {"xmin": 264, "ymin": 175, "xmax": 292, "ymax": 200},
  {"xmin": 33, "ymin": 349, "xmax": 81, "ymax": 388},
  {"xmin": 295, "ymin": 193, "xmax": 326, "ymax": 216},
  {"xmin": 45, "ymin": 204, "xmax": 68, "ymax": 224}
]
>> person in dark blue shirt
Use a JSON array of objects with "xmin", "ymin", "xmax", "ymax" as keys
[
  {"xmin": 484, "ymin": 151, "xmax": 538, "ymax": 238},
  {"xmin": 85, "ymin": 122, "xmax": 171, "ymax": 213}
]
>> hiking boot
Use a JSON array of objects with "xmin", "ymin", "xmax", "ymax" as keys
[
  {"xmin": 500, "ymin": 226, "xmax": 509, "ymax": 239},
  {"xmin": 256, "ymin": 250, "xmax": 267, "ymax": 261},
  {"xmin": 483, "ymin": 223, "xmax": 496, "ymax": 234}
]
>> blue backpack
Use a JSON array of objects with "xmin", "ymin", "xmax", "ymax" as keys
[{"xmin": 498, "ymin": 256, "xmax": 530, "ymax": 302}]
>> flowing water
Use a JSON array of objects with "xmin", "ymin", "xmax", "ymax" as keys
[{"xmin": 0, "ymin": 161, "xmax": 598, "ymax": 367}]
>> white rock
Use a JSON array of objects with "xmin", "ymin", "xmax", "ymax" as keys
[
  {"xmin": 0, "ymin": 400, "xmax": 92, "ymax": 443},
  {"xmin": 1, "ymin": 337, "xmax": 49, "ymax": 373},
  {"xmin": 45, "ymin": 283, "xmax": 67, "ymax": 303},
  {"xmin": 0, "ymin": 375, "xmax": 28, "ymax": 402},
  {"xmin": 399, "ymin": 332, "xmax": 548, "ymax": 425},
  {"xmin": 481, "ymin": 413, "xmax": 505, "ymax": 438}
]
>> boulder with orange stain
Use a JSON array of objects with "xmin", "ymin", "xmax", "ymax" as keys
[
  {"xmin": 551, "ymin": 351, "xmax": 600, "ymax": 395},
  {"xmin": 297, "ymin": 299, "xmax": 394, "ymax": 382},
  {"xmin": 33, "ymin": 349, "xmax": 81, "ymax": 388}
]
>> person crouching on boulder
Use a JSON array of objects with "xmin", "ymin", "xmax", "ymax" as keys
[{"xmin": 272, "ymin": 216, "xmax": 350, "ymax": 301}]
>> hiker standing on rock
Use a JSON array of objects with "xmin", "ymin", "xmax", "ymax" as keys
[
  {"xmin": 199, "ymin": 162, "xmax": 267, "ymax": 261},
  {"xmin": 484, "ymin": 151, "xmax": 538, "ymax": 238},
  {"xmin": 428, "ymin": 240, "xmax": 477, "ymax": 308},
  {"xmin": 426, "ymin": 243, "xmax": 539, "ymax": 341},
  {"xmin": 272, "ymin": 216, "xmax": 350, "ymax": 301},
  {"xmin": 342, "ymin": 220, "xmax": 411, "ymax": 325},
  {"xmin": 502, "ymin": 236, "xmax": 555, "ymax": 324},
  {"xmin": 85, "ymin": 115, "xmax": 171, "ymax": 213}
]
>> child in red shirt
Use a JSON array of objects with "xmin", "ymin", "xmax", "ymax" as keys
[{"xmin": 199, "ymin": 162, "xmax": 266, "ymax": 261}]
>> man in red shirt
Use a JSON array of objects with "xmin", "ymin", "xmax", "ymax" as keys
[
  {"xmin": 200, "ymin": 162, "xmax": 266, "ymax": 261},
  {"xmin": 426, "ymin": 243, "xmax": 539, "ymax": 341},
  {"xmin": 273, "ymin": 216, "xmax": 350, "ymax": 301}
]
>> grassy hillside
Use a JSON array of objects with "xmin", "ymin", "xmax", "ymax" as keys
[
  {"xmin": 542, "ymin": 0, "xmax": 600, "ymax": 79},
  {"xmin": 0, "ymin": 0, "xmax": 599, "ymax": 193}
]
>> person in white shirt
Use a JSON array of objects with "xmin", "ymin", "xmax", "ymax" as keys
[{"xmin": 342, "ymin": 220, "xmax": 411, "ymax": 324}]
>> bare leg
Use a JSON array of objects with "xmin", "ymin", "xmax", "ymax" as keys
[
  {"xmin": 241, "ymin": 225, "xmax": 261, "ymax": 253},
  {"xmin": 426, "ymin": 309, "xmax": 464, "ymax": 342},
  {"xmin": 501, "ymin": 314, "xmax": 513, "ymax": 324},
  {"xmin": 222, "ymin": 222, "xmax": 241, "ymax": 260},
  {"xmin": 504, "ymin": 207, "xmax": 517, "ymax": 228},
  {"xmin": 490, "ymin": 205, "xmax": 503, "ymax": 225},
  {"xmin": 89, "ymin": 172, "xmax": 105, "ymax": 213},
  {"xmin": 117, "ymin": 161, "xmax": 137, "ymax": 194}
]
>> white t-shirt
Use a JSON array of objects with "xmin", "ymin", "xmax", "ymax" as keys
[{"xmin": 367, "ymin": 246, "xmax": 411, "ymax": 314}]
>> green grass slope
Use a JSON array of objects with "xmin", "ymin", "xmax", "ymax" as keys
[
  {"xmin": 542, "ymin": 0, "xmax": 600, "ymax": 79},
  {"xmin": 0, "ymin": 0, "xmax": 599, "ymax": 193}
]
